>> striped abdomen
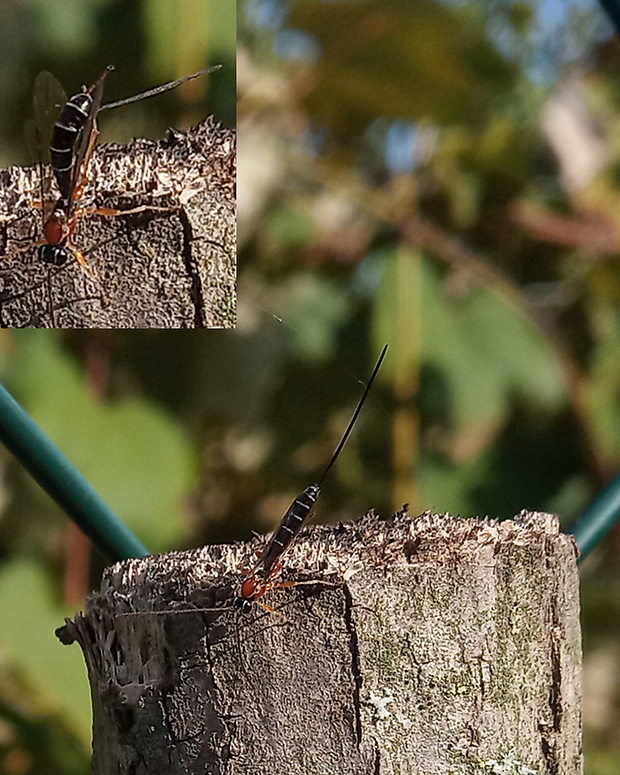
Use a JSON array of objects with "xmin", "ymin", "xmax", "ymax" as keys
[
  {"xmin": 49, "ymin": 92, "xmax": 93, "ymax": 200},
  {"xmin": 258, "ymin": 483, "xmax": 321, "ymax": 579}
]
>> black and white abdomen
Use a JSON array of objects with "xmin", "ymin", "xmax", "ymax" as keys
[
  {"xmin": 258, "ymin": 483, "xmax": 321, "ymax": 576},
  {"xmin": 49, "ymin": 92, "xmax": 93, "ymax": 200}
]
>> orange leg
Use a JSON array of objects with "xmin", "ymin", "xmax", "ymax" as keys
[
  {"xmin": 68, "ymin": 246, "xmax": 110, "ymax": 305},
  {"xmin": 75, "ymin": 203, "xmax": 177, "ymax": 219},
  {"xmin": 254, "ymin": 599, "xmax": 277, "ymax": 614}
]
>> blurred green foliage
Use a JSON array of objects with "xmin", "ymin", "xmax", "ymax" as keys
[
  {"xmin": 5, "ymin": 332, "xmax": 194, "ymax": 552},
  {"xmin": 238, "ymin": 0, "xmax": 611, "ymax": 525},
  {"xmin": 292, "ymin": 0, "xmax": 515, "ymax": 130},
  {"xmin": 0, "ymin": 558, "xmax": 91, "ymax": 742}
]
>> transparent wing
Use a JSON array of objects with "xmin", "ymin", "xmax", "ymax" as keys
[
  {"xmin": 23, "ymin": 117, "xmax": 39, "ymax": 166},
  {"xmin": 24, "ymin": 71, "xmax": 67, "ymax": 219},
  {"xmin": 25, "ymin": 71, "xmax": 67, "ymax": 164}
]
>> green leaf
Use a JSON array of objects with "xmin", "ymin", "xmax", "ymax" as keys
[
  {"xmin": 419, "ymin": 255, "xmax": 565, "ymax": 432},
  {"xmin": 0, "ymin": 557, "xmax": 91, "ymax": 745},
  {"xmin": 373, "ymin": 247, "xmax": 565, "ymax": 440},
  {"xmin": 274, "ymin": 274, "xmax": 351, "ymax": 360},
  {"xmin": 289, "ymin": 0, "xmax": 516, "ymax": 139},
  {"xmin": 5, "ymin": 332, "xmax": 195, "ymax": 552},
  {"xmin": 585, "ymin": 325, "xmax": 620, "ymax": 462},
  {"xmin": 418, "ymin": 453, "xmax": 493, "ymax": 516},
  {"xmin": 265, "ymin": 204, "xmax": 316, "ymax": 255}
]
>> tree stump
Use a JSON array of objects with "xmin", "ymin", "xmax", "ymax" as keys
[
  {"xmin": 0, "ymin": 117, "xmax": 236, "ymax": 328},
  {"xmin": 57, "ymin": 511, "xmax": 582, "ymax": 774}
]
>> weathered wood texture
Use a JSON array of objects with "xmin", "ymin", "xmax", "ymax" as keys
[
  {"xmin": 58, "ymin": 511, "xmax": 582, "ymax": 775},
  {"xmin": 0, "ymin": 117, "xmax": 236, "ymax": 328}
]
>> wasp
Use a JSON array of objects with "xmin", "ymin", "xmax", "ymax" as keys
[
  {"xmin": 15, "ymin": 64, "xmax": 222, "ymax": 313},
  {"xmin": 0, "ymin": 65, "xmax": 222, "ymax": 328},
  {"xmin": 110, "ymin": 345, "xmax": 388, "ymax": 631},
  {"xmin": 234, "ymin": 344, "xmax": 388, "ymax": 613}
]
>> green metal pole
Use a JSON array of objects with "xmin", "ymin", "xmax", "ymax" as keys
[
  {"xmin": 569, "ymin": 472, "xmax": 620, "ymax": 561},
  {"xmin": 0, "ymin": 381, "xmax": 148, "ymax": 562}
]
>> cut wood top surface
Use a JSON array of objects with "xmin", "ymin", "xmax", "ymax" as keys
[{"xmin": 96, "ymin": 509, "xmax": 576, "ymax": 608}]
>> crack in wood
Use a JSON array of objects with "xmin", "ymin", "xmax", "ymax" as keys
[
  {"xmin": 177, "ymin": 205, "xmax": 205, "ymax": 328},
  {"xmin": 343, "ymin": 582, "xmax": 364, "ymax": 748}
]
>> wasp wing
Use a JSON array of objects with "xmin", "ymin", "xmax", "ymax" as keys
[
  {"xmin": 26, "ymin": 71, "xmax": 67, "ymax": 165},
  {"xmin": 24, "ymin": 71, "xmax": 67, "ymax": 220}
]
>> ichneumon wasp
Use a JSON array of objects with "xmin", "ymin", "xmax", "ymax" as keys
[
  {"xmin": 10, "ymin": 64, "xmax": 222, "ymax": 318},
  {"xmin": 233, "ymin": 344, "xmax": 388, "ymax": 613},
  {"xmin": 110, "ymin": 346, "xmax": 388, "ymax": 625},
  {"xmin": 102, "ymin": 346, "xmax": 388, "ymax": 685}
]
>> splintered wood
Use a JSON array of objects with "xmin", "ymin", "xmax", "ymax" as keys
[{"xmin": 58, "ymin": 511, "xmax": 582, "ymax": 775}]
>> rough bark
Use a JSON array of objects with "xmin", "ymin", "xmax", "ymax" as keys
[
  {"xmin": 0, "ymin": 117, "xmax": 236, "ymax": 328},
  {"xmin": 57, "ymin": 510, "xmax": 582, "ymax": 775}
]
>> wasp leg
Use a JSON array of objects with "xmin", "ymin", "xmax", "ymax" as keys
[
  {"xmin": 76, "ymin": 203, "xmax": 178, "ymax": 219},
  {"xmin": 254, "ymin": 599, "xmax": 277, "ymax": 614},
  {"xmin": 27, "ymin": 199, "xmax": 57, "ymax": 210},
  {"xmin": 70, "ymin": 123, "xmax": 101, "ymax": 205}
]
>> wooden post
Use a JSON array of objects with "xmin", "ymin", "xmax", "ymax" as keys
[
  {"xmin": 0, "ymin": 118, "xmax": 236, "ymax": 328},
  {"xmin": 57, "ymin": 511, "xmax": 582, "ymax": 774}
]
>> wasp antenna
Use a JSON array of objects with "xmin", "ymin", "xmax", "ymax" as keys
[{"xmin": 318, "ymin": 344, "xmax": 388, "ymax": 486}]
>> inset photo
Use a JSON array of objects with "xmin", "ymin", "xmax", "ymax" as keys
[{"xmin": 0, "ymin": 0, "xmax": 235, "ymax": 328}]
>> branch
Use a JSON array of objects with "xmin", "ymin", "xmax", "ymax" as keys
[
  {"xmin": 0, "ymin": 117, "xmax": 236, "ymax": 328},
  {"xmin": 57, "ymin": 511, "xmax": 582, "ymax": 774}
]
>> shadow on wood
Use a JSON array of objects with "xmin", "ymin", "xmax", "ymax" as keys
[
  {"xmin": 57, "ymin": 511, "xmax": 582, "ymax": 774},
  {"xmin": 0, "ymin": 118, "xmax": 236, "ymax": 328}
]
